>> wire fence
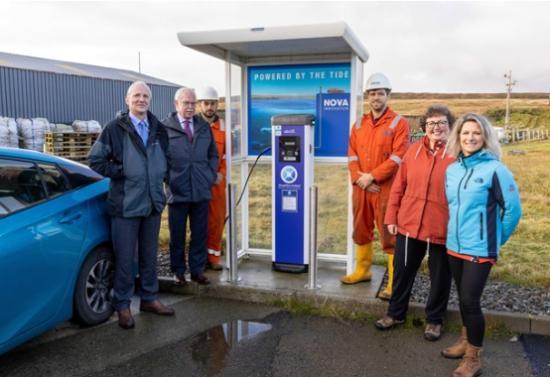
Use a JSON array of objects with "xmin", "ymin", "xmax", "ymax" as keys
[
  {"xmin": 408, "ymin": 126, "xmax": 550, "ymax": 145},
  {"xmin": 504, "ymin": 127, "xmax": 550, "ymax": 144}
]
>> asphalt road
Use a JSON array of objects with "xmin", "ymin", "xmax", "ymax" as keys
[{"xmin": 0, "ymin": 295, "xmax": 547, "ymax": 377}]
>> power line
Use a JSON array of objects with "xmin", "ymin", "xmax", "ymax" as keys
[{"xmin": 504, "ymin": 70, "xmax": 517, "ymax": 129}]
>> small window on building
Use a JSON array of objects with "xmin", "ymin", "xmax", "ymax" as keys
[{"xmin": 0, "ymin": 159, "xmax": 47, "ymax": 217}]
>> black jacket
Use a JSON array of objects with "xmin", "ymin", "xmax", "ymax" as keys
[
  {"xmin": 88, "ymin": 110, "xmax": 169, "ymax": 217},
  {"xmin": 162, "ymin": 112, "xmax": 218, "ymax": 203}
]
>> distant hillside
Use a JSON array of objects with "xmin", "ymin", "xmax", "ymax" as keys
[
  {"xmin": 219, "ymin": 94, "xmax": 550, "ymax": 130},
  {"xmin": 390, "ymin": 92, "xmax": 549, "ymax": 99},
  {"xmin": 220, "ymin": 93, "xmax": 549, "ymax": 104}
]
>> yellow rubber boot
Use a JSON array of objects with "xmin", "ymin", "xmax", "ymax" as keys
[
  {"xmin": 340, "ymin": 243, "xmax": 373, "ymax": 284},
  {"xmin": 378, "ymin": 253, "xmax": 394, "ymax": 300}
]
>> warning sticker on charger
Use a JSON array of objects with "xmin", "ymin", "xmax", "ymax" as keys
[{"xmin": 281, "ymin": 190, "xmax": 297, "ymax": 212}]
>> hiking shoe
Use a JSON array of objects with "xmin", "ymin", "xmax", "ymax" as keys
[
  {"xmin": 424, "ymin": 323, "xmax": 442, "ymax": 341},
  {"xmin": 375, "ymin": 315, "xmax": 404, "ymax": 330}
]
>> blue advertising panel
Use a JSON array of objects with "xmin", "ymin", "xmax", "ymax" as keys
[
  {"xmin": 315, "ymin": 92, "xmax": 350, "ymax": 157},
  {"xmin": 248, "ymin": 63, "xmax": 350, "ymax": 157}
]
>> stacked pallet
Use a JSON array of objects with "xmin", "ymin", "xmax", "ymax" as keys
[{"xmin": 44, "ymin": 132, "xmax": 99, "ymax": 163}]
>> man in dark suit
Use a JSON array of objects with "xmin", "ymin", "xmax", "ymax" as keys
[
  {"xmin": 163, "ymin": 88, "xmax": 218, "ymax": 285},
  {"xmin": 89, "ymin": 81, "xmax": 175, "ymax": 329}
]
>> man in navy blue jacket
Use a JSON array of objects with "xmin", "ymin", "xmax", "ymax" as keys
[
  {"xmin": 163, "ymin": 88, "xmax": 218, "ymax": 286},
  {"xmin": 89, "ymin": 81, "xmax": 175, "ymax": 329}
]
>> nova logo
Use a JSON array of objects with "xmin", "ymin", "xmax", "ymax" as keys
[{"xmin": 323, "ymin": 98, "xmax": 349, "ymax": 107}]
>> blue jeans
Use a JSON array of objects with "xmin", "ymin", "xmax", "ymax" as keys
[{"xmin": 111, "ymin": 212, "xmax": 161, "ymax": 310}]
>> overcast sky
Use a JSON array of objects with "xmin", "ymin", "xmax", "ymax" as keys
[{"xmin": 1, "ymin": 1, "xmax": 549, "ymax": 94}]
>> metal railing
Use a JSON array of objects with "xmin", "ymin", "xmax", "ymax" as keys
[
  {"xmin": 306, "ymin": 186, "xmax": 320, "ymax": 290},
  {"xmin": 504, "ymin": 128, "xmax": 550, "ymax": 143},
  {"xmin": 226, "ymin": 183, "xmax": 240, "ymax": 283}
]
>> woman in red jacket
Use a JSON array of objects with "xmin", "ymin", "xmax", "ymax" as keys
[{"xmin": 375, "ymin": 105, "xmax": 455, "ymax": 341}]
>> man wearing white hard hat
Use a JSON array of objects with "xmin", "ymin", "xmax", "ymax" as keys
[
  {"xmin": 342, "ymin": 73, "xmax": 410, "ymax": 301},
  {"xmin": 197, "ymin": 86, "xmax": 226, "ymax": 271}
]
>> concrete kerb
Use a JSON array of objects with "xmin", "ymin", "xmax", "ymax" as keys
[
  {"xmin": 158, "ymin": 277, "xmax": 550, "ymax": 336},
  {"xmin": 159, "ymin": 278, "xmax": 387, "ymax": 319}
]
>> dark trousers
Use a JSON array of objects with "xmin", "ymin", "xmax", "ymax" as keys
[
  {"xmin": 387, "ymin": 234, "xmax": 452, "ymax": 324},
  {"xmin": 169, "ymin": 201, "xmax": 209, "ymax": 276},
  {"xmin": 111, "ymin": 212, "xmax": 161, "ymax": 310},
  {"xmin": 448, "ymin": 255, "xmax": 492, "ymax": 347}
]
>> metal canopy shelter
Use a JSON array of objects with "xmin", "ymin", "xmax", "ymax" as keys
[
  {"xmin": 178, "ymin": 22, "xmax": 369, "ymax": 274},
  {"xmin": 178, "ymin": 22, "xmax": 369, "ymax": 63}
]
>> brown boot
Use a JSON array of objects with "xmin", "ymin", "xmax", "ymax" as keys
[
  {"xmin": 117, "ymin": 308, "xmax": 135, "ymax": 329},
  {"xmin": 140, "ymin": 300, "xmax": 175, "ymax": 316},
  {"xmin": 452, "ymin": 343, "xmax": 482, "ymax": 377},
  {"xmin": 441, "ymin": 326, "xmax": 468, "ymax": 359}
]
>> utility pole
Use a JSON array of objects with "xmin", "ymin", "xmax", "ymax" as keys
[
  {"xmin": 504, "ymin": 70, "xmax": 517, "ymax": 129},
  {"xmin": 138, "ymin": 51, "xmax": 141, "ymax": 73}
]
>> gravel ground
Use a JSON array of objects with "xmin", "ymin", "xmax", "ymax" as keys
[
  {"xmin": 156, "ymin": 253, "xmax": 550, "ymax": 317},
  {"xmin": 409, "ymin": 273, "xmax": 550, "ymax": 317}
]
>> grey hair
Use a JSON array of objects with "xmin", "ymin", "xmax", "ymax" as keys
[
  {"xmin": 447, "ymin": 112, "xmax": 502, "ymax": 159},
  {"xmin": 126, "ymin": 81, "xmax": 152, "ymax": 97},
  {"xmin": 174, "ymin": 87, "xmax": 195, "ymax": 101}
]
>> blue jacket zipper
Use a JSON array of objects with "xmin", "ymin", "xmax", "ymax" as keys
[
  {"xmin": 455, "ymin": 167, "xmax": 469, "ymax": 252},
  {"xmin": 463, "ymin": 168, "xmax": 474, "ymax": 189}
]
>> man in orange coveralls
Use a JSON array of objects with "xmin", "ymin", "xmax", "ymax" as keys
[
  {"xmin": 341, "ymin": 73, "xmax": 410, "ymax": 300},
  {"xmin": 197, "ymin": 86, "xmax": 226, "ymax": 271}
]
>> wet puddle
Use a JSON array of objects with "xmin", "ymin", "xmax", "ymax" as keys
[{"xmin": 190, "ymin": 320, "xmax": 273, "ymax": 375}]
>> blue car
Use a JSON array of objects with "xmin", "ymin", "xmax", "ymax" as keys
[{"xmin": 0, "ymin": 147, "xmax": 113, "ymax": 355}]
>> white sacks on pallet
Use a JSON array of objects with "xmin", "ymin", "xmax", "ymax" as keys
[
  {"xmin": 0, "ymin": 117, "xmax": 19, "ymax": 148},
  {"xmin": 72, "ymin": 120, "xmax": 102, "ymax": 133},
  {"xmin": 33, "ymin": 118, "xmax": 52, "ymax": 133},
  {"xmin": 49, "ymin": 123, "xmax": 74, "ymax": 133},
  {"xmin": 16, "ymin": 118, "xmax": 50, "ymax": 151}
]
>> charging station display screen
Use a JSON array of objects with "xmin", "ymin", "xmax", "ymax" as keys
[
  {"xmin": 248, "ymin": 63, "xmax": 350, "ymax": 157},
  {"xmin": 279, "ymin": 136, "xmax": 300, "ymax": 162}
]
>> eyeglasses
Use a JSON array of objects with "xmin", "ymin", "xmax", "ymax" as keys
[
  {"xmin": 180, "ymin": 101, "xmax": 196, "ymax": 108},
  {"xmin": 425, "ymin": 120, "xmax": 449, "ymax": 129}
]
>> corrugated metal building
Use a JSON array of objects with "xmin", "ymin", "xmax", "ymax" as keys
[{"xmin": 0, "ymin": 51, "xmax": 181, "ymax": 125}]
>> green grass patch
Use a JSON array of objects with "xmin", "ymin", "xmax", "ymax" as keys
[{"xmin": 271, "ymin": 296, "xmax": 377, "ymax": 322}]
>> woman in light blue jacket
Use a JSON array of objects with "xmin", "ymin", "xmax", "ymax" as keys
[{"xmin": 442, "ymin": 113, "xmax": 521, "ymax": 377}]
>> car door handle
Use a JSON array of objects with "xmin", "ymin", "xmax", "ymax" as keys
[{"xmin": 59, "ymin": 212, "xmax": 82, "ymax": 224}]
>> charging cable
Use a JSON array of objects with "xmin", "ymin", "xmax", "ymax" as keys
[{"xmin": 225, "ymin": 146, "xmax": 272, "ymax": 223}]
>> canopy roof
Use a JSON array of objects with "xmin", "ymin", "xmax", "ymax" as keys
[{"xmin": 177, "ymin": 22, "xmax": 369, "ymax": 64}]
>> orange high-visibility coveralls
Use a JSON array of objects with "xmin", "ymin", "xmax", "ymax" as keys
[
  {"xmin": 348, "ymin": 108, "xmax": 410, "ymax": 253},
  {"xmin": 207, "ymin": 117, "xmax": 226, "ymax": 263}
]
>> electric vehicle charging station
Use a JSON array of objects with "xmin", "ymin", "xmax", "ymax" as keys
[
  {"xmin": 177, "ymin": 22, "xmax": 369, "ymax": 277},
  {"xmin": 271, "ymin": 114, "xmax": 314, "ymax": 272}
]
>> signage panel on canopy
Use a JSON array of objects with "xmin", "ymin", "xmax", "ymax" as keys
[{"xmin": 248, "ymin": 63, "xmax": 351, "ymax": 157}]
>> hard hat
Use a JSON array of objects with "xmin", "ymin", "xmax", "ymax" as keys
[
  {"xmin": 365, "ymin": 73, "xmax": 392, "ymax": 92},
  {"xmin": 197, "ymin": 86, "xmax": 219, "ymax": 101}
]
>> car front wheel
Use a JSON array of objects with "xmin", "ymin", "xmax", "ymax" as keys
[{"xmin": 73, "ymin": 246, "xmax": 114, "ymax": 325}]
